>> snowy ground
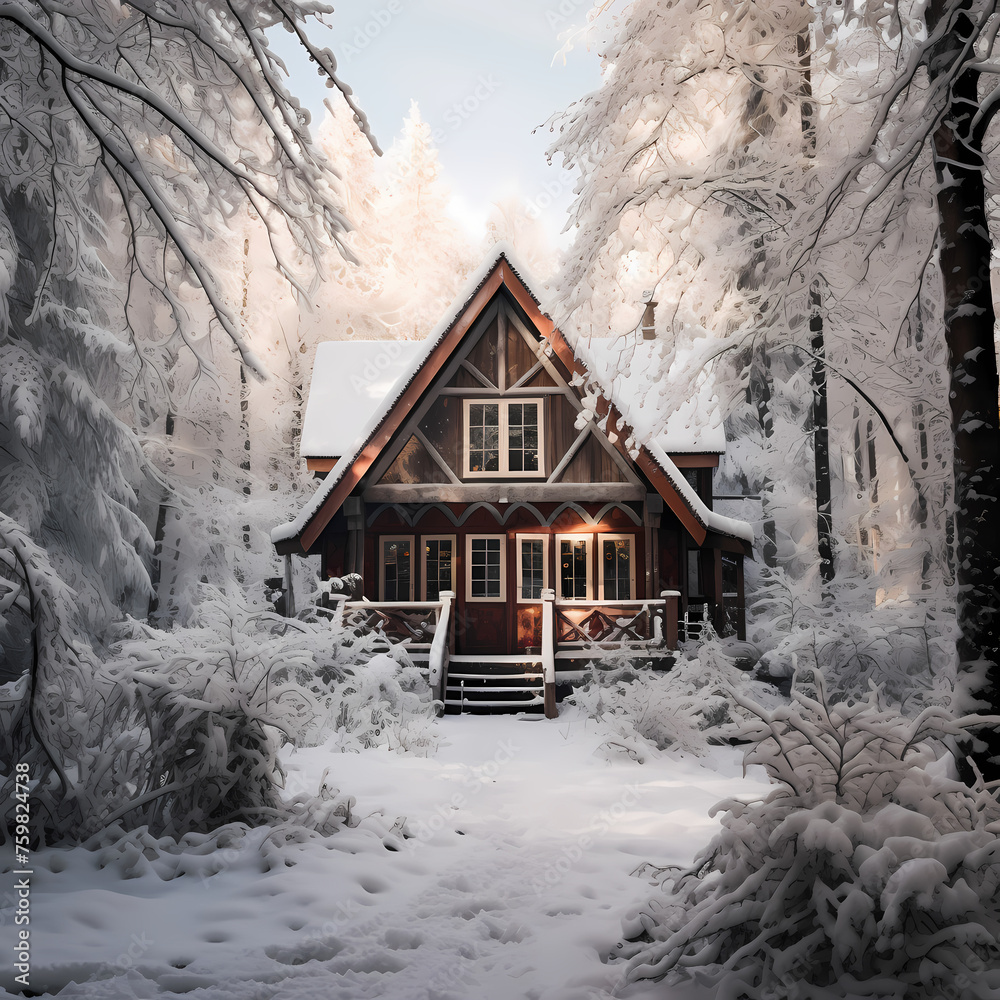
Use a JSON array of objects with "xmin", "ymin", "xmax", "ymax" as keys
[{"xmin": 4, "ymin": 710, "xmax": 770, "ymax": 999}]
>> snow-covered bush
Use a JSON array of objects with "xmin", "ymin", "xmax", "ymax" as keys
[
  {"xmin": 319, "ymin": 653, "xmax": 439, "ymax": 755},
  {"xmin": 747, "ymin": 567, "xmax": 958, "ymax": 709},
  {"xmin": 566, "ymin": 645, "xmax": 770, "ymax": 760},
  {"xmin": 620, "ymin": 669, "xmax": 1000, "ymax": 999},
  {"xmin": 3, "ymin": 586, "xmax": 438, "ymax": 843}
]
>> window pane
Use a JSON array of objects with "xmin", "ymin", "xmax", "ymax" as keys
[
  {"xmin": 383, "ymin": 539, "xmax": 411, "ymax": 602},
  {"xmin": 602, "ymin": 538, "xmax": 631, "ymax": 601},
  {"xmin": 425, "ymin": 538, "xmax": 453, "ymax": 602},
  {"xmin": 560, "ymin": 539, "xmax": 588, "ymax": 600},
  {"xmin": 507, "ymin": 401, "xmax": 539, "ymax": 473},
  {"xmin": 468, "ymin": 404, "xmax": 500, "ymax": 473},
  {"xmin": 520, "ymin": 539, "xmax": 544, "ymax": 599},
  {"xmin": 469, "ymin": 537, "xmax": 502, "ymax": 598}
]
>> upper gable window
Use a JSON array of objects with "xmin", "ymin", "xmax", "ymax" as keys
[{"xmin": 463, "ymin": 398, "xmax": 545, "ymax": 478}]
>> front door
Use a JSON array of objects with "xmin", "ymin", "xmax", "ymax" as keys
[
  {"xmin": 510, "ymin": 532, "xmax": 548, "ymax": 655},
  {"xmin": 460, "ymin": 533, "xmax": 509, "ymax": 655}
]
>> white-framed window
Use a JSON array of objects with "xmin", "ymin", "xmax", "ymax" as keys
[
  {"xmin": 599, "ymin": 534, "xmax": 635, "ymax": 601},
  {"xmin": 463, "ymin": 398, "xmax": 545, "ymax": 478},
  {"xmin": 516, "ymin": 533, "xmax": 548, "ymax": 603},
  {"xmin": 466, "ymin": 534, "xmax": 506, "ymax": 601},
  {"xmin": 380, "ymin": 535, "xmax": 414, "ymax": 602},
  {"xmin": 422, "ymin": 534, "xmax": 456, "ymax": 602},
  {"xmin": 556, "ymin": 533, "xmax": 592, "ymax": 601}
]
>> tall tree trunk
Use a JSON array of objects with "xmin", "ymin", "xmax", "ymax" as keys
[
  {"xmin": 810, "ymin": 283, "xmax": 835, "ymax": 587},
  {"xmin": 800, "ymin": 30, "xmax": 835, "ymax": 587},
  {"xmin": 928, "ymin": 0, "xmax": 1000, "ymax": 774},
  {"xmin": 238, "ymin": 235, "xmax": 252, "ymax": 566},
  {"xmin": 749, "ymin": 343, "xmax": 778, "ymax": 568}
]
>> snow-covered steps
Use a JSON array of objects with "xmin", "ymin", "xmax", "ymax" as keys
[{"xmin": 444, "ymin": 655, "xmax": 545, "ymax": 714}]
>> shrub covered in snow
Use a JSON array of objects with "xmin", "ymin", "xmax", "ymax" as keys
[
  {"xmin": 620, "ymin": 669, "xmax": 1000, "ymax": 999},
  {"xmin": 3, "ymin": 587, "xmax": 438, "ymax": 843},
  {"xmin": 566, "ymin": 644, "xmax": 773, "ymax": 761},
  {"xmin": 748, "ymin": 567, "xmax": 958, "ymax": 710}
]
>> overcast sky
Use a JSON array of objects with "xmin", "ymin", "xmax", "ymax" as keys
[{"xmin": 272, "ymin": 0, "xmax": 604, "ymax": 246}]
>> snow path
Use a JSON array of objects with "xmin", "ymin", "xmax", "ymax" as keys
[{"xmin": 6, "ymin": 712, "xmax": 770, "ymax": 999}]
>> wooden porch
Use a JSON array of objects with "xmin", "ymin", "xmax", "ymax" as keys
[{"xmin": 328, "ymin": 589, "xmax": 685, "ymax": 717}]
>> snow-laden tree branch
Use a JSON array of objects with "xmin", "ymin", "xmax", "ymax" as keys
[
  {"xmin": 0, "ymin": 0, "xmax": 375, "ymax": 374},
  {"xmin": 0, "ymin": 1, "xmax": 386, "ymax": 842},
  {"xmin": 548, "ymin": 0, "xmax": 1000, "ymax": 745}
]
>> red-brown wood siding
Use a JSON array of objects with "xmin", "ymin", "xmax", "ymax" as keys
[{"xmin": 363, "ymin": 502, "xmax": 647, "ymax": 655}]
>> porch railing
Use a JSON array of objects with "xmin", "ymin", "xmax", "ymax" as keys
[
  {"xmin": 332, "ymin": 592, "xmax": 454, "ymax": 708},
  {"xmin": 538, "ymin": 589, "xmax": 681, "ymax": 719},
  {"xmin": 328, "ymin": 589, "xmax": 681, "ymax": 721}
]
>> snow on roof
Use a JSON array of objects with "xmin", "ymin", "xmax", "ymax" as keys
[
  {"xmin": 272, "ymin": 241, "xmax": 749, "ymax": 547},
  {"xmin": 300, "ymin": 341, "xmax": 425, "ymax": 458},
  {"xmin": 273, "ymin": 242, "xmax": 523, "ymax": 544},
  {"xmin": 645, "ymin": 440, "xmax": 755, "ymax": 543},
  {"xmin": 577, "ymin": 335, "xmax": 728, "ymax": 455}
]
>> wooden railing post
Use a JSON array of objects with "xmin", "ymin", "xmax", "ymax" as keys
[
  {"xmin": 661, "ymin": 590, "xmax": 681, "ymax": 650},
  {"xmin": 541, "ymin": 588, "xmax": 557, "ymax": 718},
  {"xmin": 428, "ymin": 591, "xmax": 454, "ymax": 713},
  {"xmin": 327, "ymin": 592, "xmax": 348, "ymax": 628},
  {"xmin": 284, "ymin": 553, "xmax": 296, "ymax": 618}
]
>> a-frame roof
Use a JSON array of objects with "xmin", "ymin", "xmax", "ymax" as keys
[{"xmin": 272, "ymin": 243, "xmax": 753, "ymax": 555}]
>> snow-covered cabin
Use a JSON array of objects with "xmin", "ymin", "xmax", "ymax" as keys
[{"xmin": 273, "ymin": 245, "xmax": 753, "ymax": 714}]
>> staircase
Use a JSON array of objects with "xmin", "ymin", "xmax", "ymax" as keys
[{"xmin": 444, "ymin": 655, "xmax": 545, "ymax": 714}]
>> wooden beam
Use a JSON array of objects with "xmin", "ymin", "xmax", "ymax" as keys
[
  {"xmin": 670, "ymin": 453, "xmax": 721, "ymax": 468},
  {"xmin": 461, "ymin": 359, "xmax": 494, "ymax": 388},
  {"xmin": 414, "ymin": 427, "xmax": 462, "ymax": 485},
  {"xmin": 542, "ymin": 325, "xmax": 708, "ymax": 546},
  {"xmin": 546, "ymin": 425, "xmax": 591, "ymax": 484},
  {"xmin": 300, "ymin": 269, "xmax": 505, "ymax": 552},
  {"xmin": 510, "ymin": 359, "xmax": 545, "ymax": 389},
  {"xmin": 305, "ymin": 457, "xmax": 338, "ymax": 472},
  {"xmin": 498, "ymin": 299, "xmax": 508, "ymax": 391},
  {"xmin": 437, "ymin": 386, "xmax": 563, "ymax": 397},
  {"xmin": 364, "ymin": 483, "xmax": 646, "ymax": 503}
]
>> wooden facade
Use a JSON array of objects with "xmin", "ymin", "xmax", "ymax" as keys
[{"xmin": 275, "ymin": 249, "xmax": 752, "ymax": 709}]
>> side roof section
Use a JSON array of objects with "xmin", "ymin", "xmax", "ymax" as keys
[
  {"xmin": 301, "ymin": 340, "xmax": 425, "ymax": 459},
  {"xmin": 577, "ymin": 337, "xmax": 727, "ymax": 455},
  {"xmin": 272, "ymin": 242, "xmax": 753, "ymax": 554}
]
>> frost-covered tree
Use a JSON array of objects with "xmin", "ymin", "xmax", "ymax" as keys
[
  {"xmin": 0, "ymin": 0, "xmax": 370, "ymax": 630},
  {"xmin": 297, "ymin": 98, "xmax": 474, "ymax": 345},
  {"xmin": 145, "ymin": 95, "xmax": 477, "ymax": 625},
  {"xmin": 621, "ymin": 669, "xmax": 1000, "ymax": 998},
  {"xmin": 371, "ymin": 101, "xmax": 475, "ymax": 340},
  {"xmin": 0, "ymin": 0, "xmax": 379, "ymax": 838},
  {"xmin": 548, "ymin": 1, "xmax": 1000, "ymax": 737}
]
